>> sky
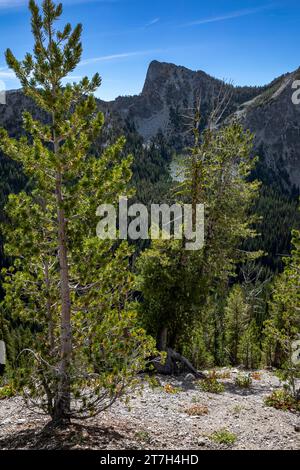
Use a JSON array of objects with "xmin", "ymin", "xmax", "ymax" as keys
[{"xmin": 0, "ymin": 0, "xmax": 299, "ymax": 101}]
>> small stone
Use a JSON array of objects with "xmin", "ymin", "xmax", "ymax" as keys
[
  {"xmin": 294, "ymin": 424, "xmax": 300, "ymax": 432},
  {"xmin": 197, "ymin": 439, "xmax": 206, "ymax": 447},
  {"xmin": 184, "ymin": 373, "xmax": 196, "ymax": 383}
]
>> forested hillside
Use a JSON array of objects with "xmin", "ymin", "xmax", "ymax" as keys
[{"xmin": 0, "ymin": 0, "xmax": 299, "ymax": 452}]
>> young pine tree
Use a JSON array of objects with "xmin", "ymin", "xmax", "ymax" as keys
[
  {"xmin": 0, "ymin": 0, "xmax": 155, "ymax": 424},
  {"xmin": 224, "ymin": 285, "xmax": 249, "ymax": 365},
  {"xmin": 136, "ymin": 239, "xmax": 205, "ymax": 352},
  {"xmin": 237, "ymin": 320, "xmax": 261, "ymax": 369},
  {"xmin": 264, "ymin": 230, "xmax": 300, "ymax": 396}
]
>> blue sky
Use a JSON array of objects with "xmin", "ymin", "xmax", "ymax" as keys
[{"xmin": 0, "ymin": 0, "xmax": 299, "ymax": 100}]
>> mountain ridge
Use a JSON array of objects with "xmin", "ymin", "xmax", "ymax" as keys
[
  {"xmin": 1, "ymin": 60, "xmax": 300, "ymax": 188},
  {"xmin": 108, "ymin": 60, "xmax": 300, "ymax": 189}
]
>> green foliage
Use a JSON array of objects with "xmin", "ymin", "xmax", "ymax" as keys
[
  {"xmin": 235, "ymin": 373, "xmax": 252, "ymax": 389},
  {"xmin": 263, "ymin": 230, "xmax": 300, "ymax": 396},
  {"xmin": 180, "ymin": 323, "xmax": 214, "ymax": 369},
  {"xmin": 0, "ymin": 2, "xmax": 298, "ymax": 417},
  {"xmin": 135, "ymin": 430, "xmax": 151, "ymax": 443},
  {"xmin": 209, "ymin": 429, "xmax": 237, "ymax": 445},
  {"xmin": 225, "ymin": 285, "xmax": 250, "ymax": 364},
  {"xmin": 177, "ymin": 122, "xmax": 261, "ymax": 273},
  {"xmin": 0, "ymin": 0, "xmax": 155, "ymax": 422},
  {"xmin": 237, "ymin": 321, "xmax": 262, "ymax": 369},
  {"xmin": 199, "ymin": 373, "xmax": 225, "ymax": 394},
  {"xmin": 0, "ymin": 383, "xmax": 15, "ymax": 400},
  {"xmin": 137, "ymin": 118, "xmax": 261, "ymax": 357},
  {"xmin": 224, "ymin": 284, "xmax": 262, "ymax": 369},
  {"xmin": 130, "ymin": 129, "xmax": 173, "ymax": 206},
  {"xmin": 245, "ymin": 185, "xmax": 300, "ymax": 271},
  {"xmin": 136, "ymin": 239, "xmax": 206, "ymax": 349},
  {"xmin": 265, "ymin": 389, "xmax": 300, "ymax": 412},
  {"xmin": 232, "ymin": 404, "xmax": 243, "ymax": 415}
]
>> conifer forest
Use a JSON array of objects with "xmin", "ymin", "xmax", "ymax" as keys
[{"xmin": 0, "ymin": 0, "xmax": 299, "ymax": 460}]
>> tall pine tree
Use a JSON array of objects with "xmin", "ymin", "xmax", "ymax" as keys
[
  {"xmin": 0, "ymin": 0, "xmax": 155, "ymax": 424},
  {"xmin": 264, "ymin": 229, "xmax": 300, "ymax": 395},
  {"xmin": 138, "ymin": 106, "xmax": 261, "ymax": 362}
]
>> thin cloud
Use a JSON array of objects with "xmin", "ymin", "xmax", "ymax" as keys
[
  {"xmin": 0, "ymin": 68, "xmax": 16, "ymax": 79},
  {"xmin": 84, "ymin": 16, "xmax": 161, "ymax": 38},
  {"xmin": 79, "ymin": 49, "xmax": 164, "ymax": 66},
  {"xmin": 146, "ymin": 17, "xmax": 160, "ymax": 27},
  {"xmin": 183, "ymin": 4, "xmax": 275, "ymax": 27},
  {"xmin": 0, "ymin": 67, "xmax": 82, "ymax": 83}
]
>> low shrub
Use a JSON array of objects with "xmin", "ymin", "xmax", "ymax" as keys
[
  {"xmin": 0, "ymin": 384, "xmax": 15, "ymax": 400},
  {"xmin": 232, "ymin": 404, "xmax": 243, "ymax": 415},
  {"xmin": 209, "ymin": 429, "xmax": 237, "ymax": 445},
  {"xmin": 265, "ymin": 389, "xmax": 300, "ymax": 412},
  {"xmin": 207, "ymin": 369, "xmax": 231, "ymax": 379},
  {"xmin": 199, "ymin": 376, "xmax": 225, "ymax": 394},
  {"xmin": 235, "ymin": 373, "xmax": 252, "ymax": 389},
  {"xmin": 251, "ymin": 372, "xmax": 262, "ymax": 381},
  {"xmin": 216, "ymin": 370, "xmax": 231, "ymax": 379},
  {"xmin": 164, "ymin": 383, "xmax": 181, "ymax": 394},
  {"xmin": 184, "ymin": 404, "xmax": 209, "ymax": 416},
  {"xmin": 135, "ymin": 431, "xmax": 151, "ymax": 443}
]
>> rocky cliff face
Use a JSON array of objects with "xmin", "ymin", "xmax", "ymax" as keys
[
  {"xmin": 110, "ymin": 61, "xmax": 300, "ymax": 189},
  {"xmin": 1, "ymin": 61, "xmax": 300, "ymax": 188},
  {"xmin": 233, "ymin": 69, "xmax": 300, "ymax": 189},
  {"xmin": 0, "ymin": 90, "xmax": 46, "ymax": 138},
  {"xmin": 110, "ymin": 61, "xmax": 265, "ymax": 143}
]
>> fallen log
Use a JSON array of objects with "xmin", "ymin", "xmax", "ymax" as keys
[{"xmin": 152, "ymin": 347, "xmax": 205, "ymax": 379}]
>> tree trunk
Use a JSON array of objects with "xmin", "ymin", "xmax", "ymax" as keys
[
  {"xmin": 0, "ymin": 340, "xmax": 6, "ymax": 376},
  {"xmin": 53, "ymin": 142, "xmax": 72, "ymax": 424},
  {"xmin": 153, "ymin": 347, "xmax": 205, "ymax": 379},
  {"xmin": 274, "ymin": 341, "xmax": 284, "ymax": 368},
  {"xmin": 154, "ymin": 325, "xmax": 205, "ymax": 378},
  {"xmin": 44, "ymin": 260, "xmax": 55, "ymax": 353},
  {"xmin": 157, "ymin": 326, "xmax": 168, "ymax": 352}
]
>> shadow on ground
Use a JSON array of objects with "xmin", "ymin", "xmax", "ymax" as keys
[
  {"xmin": 222, "ymin": 380, "xmax": 280, "ymax": 397},
  {"xmin": 0, "ymin": 422, "xmax": 132, "ymax": 450}
]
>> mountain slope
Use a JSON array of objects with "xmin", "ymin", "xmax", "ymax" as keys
[
  {"xmin": 233, "ymin": 68, "xmax": 300, "ymax": 189},
  {"xmin": 109, "ymin": 61, "xmax": 300, "ymax": 189},
  {"xmin": 0, "ymin": 61, "xmax": 300, "ymax": 188},
  {"xmin": 110, "ymin": 60, "xmax": 265, "ymax": 144}
]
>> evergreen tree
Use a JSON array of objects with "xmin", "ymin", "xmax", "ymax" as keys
[
  {"xmin": 244, "ymin": 184, "xmax": 300, "ymax": 271},
  {"xmin": 264, "ymin": 229, "xmax": 300, "ymax": 395},
  {"xmin": 138, "ymin": 110, "xmax": 261, "ymax": 361},
  {"xmin": 224, "ymin": 285, "xmax": 249, "ymax": 365},
  {"xmin": 0, "ymin": 0, "xmax": 155, "ymax": 424},
  {"xmin": 136, "ymin": 239, "xmax": 205, "ymax": 351},
  {"xmin": 237, "ymin": 320, "xmax": 262, "ymax": 369}
]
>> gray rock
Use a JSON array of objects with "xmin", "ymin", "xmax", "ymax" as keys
[
  {"xmin": 184, "ymin": 373, "xmax": 196, "ymax": 383},
  {"xmin": 2, "ymin": 62, "xmax": 300, "ymax": 192}
]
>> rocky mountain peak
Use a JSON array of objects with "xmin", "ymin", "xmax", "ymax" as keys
[{"xmin": 1, "ymin": 61, "xmax": 300, "ymax": 188}]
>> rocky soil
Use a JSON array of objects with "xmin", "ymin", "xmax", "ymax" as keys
[{"xmin": 0, "ymin": 369, "xmax": 299, "ymax": 450}]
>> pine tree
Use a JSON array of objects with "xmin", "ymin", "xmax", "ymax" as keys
[
  {"xmin": 138, "ymin": 106, "xmax": 261, "ymax": 362},
  {"xmin": 224, "ymin": 285, "xmax": 249, "ymax": 365},
  {"xmin": 0, "ymin": 0, "xmax": 155, "ymax": 424},
  {"xmin": 136, "ymin": 239, "xmax": 205, "ymax": 351},
  {"xmin": 179, "ymin": 119, "xmax": 261, "ymax": 282},
  {"xmin": 237, "ymin": 320, "xmax": 261, "ymax": 369},
  {"xmin": 264, "ymin": 229, "xmax": 300, "ymax": 396}
]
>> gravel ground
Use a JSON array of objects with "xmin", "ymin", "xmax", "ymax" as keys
[{"xmin": 0, "ymin": 369, "xmax": 299, "ymax": 450}]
